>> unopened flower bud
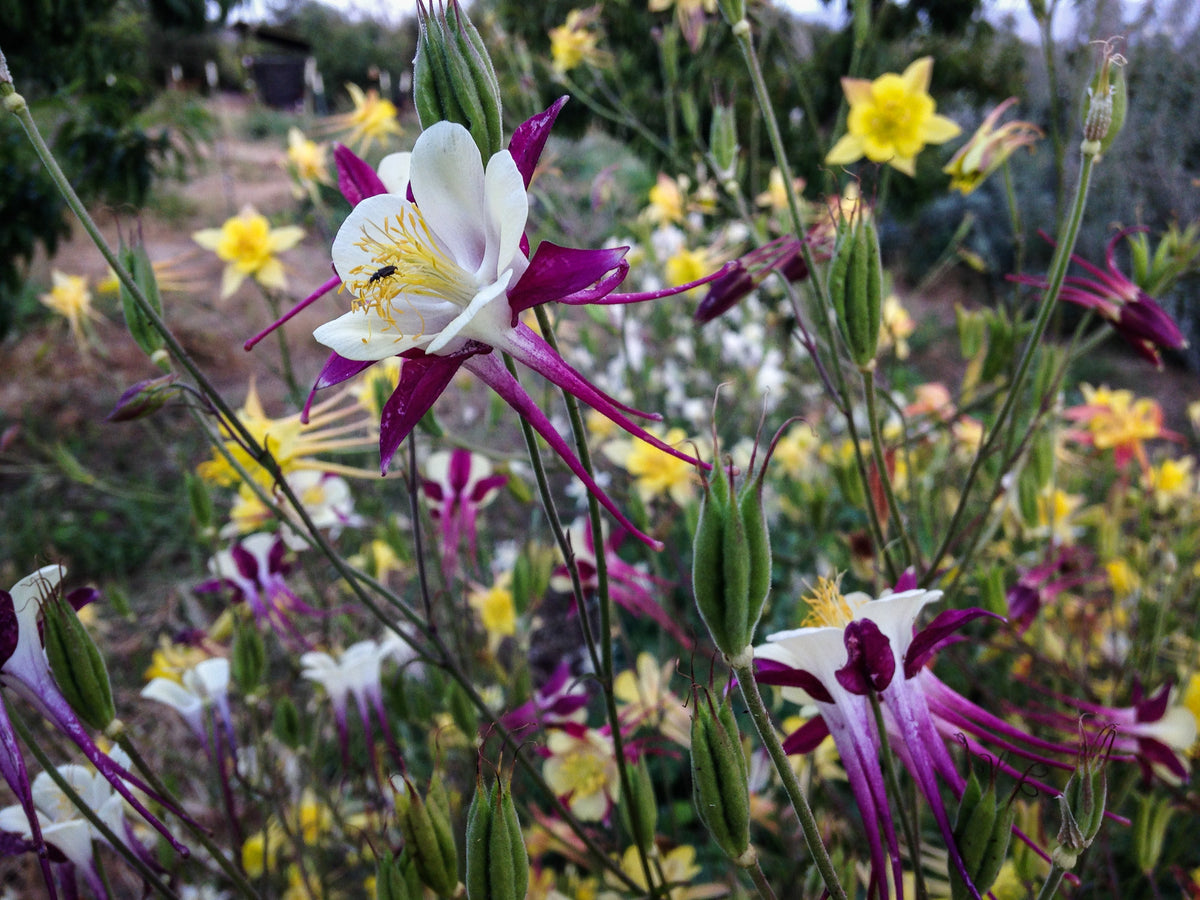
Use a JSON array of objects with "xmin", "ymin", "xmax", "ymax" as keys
[
  {"xmin": 43, "ymin": 586, "xmax": 116, "ymax": 732},
  {"xmin": 413, "ymin": 0, "xmax": 503, "ymax": 160},
  {"xmin": 1081, "ymin": 39, "xmax": 1126, "ymax": 157},
  {"xmin": 1133, "ymin": 793, "xmax": 1173, "ymax": 875},
  {"xmin": 1054, "ymin": 726, "xmax": 1111, "ymax": 868},
  {"xmin": 392, "ymin": 774, "xmax": 459, "ymax": 898},
  {"xmin": 829, "ymin": 212, "xmax": 883, "ymax": 369},
  {"xmin": 465, "ymin": 772, "xmax": 528, "ymax": 900},
  {"xmin": 950, "ymin": 763, "xmax": 1014, "ymax": 900},
  {"xmin": 106, "ymin": 374, "xmax": 181, "ymax": 422},
  {"xmin": 690, "ymin": 688, "xmax": 751, "ymax": 861}
]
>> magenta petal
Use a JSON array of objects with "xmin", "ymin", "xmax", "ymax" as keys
[
  {"xmin": 836, "ymin": 619, "xmax": 895, "ymax": 694},
  {"xmin": 244, "ymin": 275, "xmax": 341, "ymax": 351},
  {"xmin": 904, "ymin": 607, "xmax": 1002, "ymax": 678},
  {"xmin": 782, "ymin": 715, "xmax": 830, "ymax": 754},
  {"xmin": 378, "ymin": 353, "xmax": 473, "ymax": 473},
  {"xmin": 302, "ymin": 353, "xmax": 377, "ymax": 422},
  {"xmin": 507, "ymin": 242, "xmax": 630, "ymax": 314},
  {"xmin": 464, "ymin": 353, "xmax": 663, "ymax": 550},
  {"xmin": 0, "ymin": 703, "xmax": 57, "ymax": 898},
  {"xmin": 508, "ymin": 96, "xmax": 569, "ymax": 188},
  {"xmin": 753, "ymin": 659, "xmax": 834, "ymax": 704},
  {"xmin": 335, "ymin": 143, "xmax": 389, "ymax": 205},
  {"xmin": 0, "ymin": 592, "xmax": 17, "ymax": 666}
]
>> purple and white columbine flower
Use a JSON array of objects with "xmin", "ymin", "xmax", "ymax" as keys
[
  {"xmin": 249, "ymin": 100, "xmax": 729, "ymax": 549},
  {"xmin": 196, "ymin": 533, "xmax": 328, "ymax": 648},
  {"xmin": 421, "ymin": 447, "xmax": 507, "ymax": 580},
  {"xmin": 0, "ymin": 566, "xmax": 189, "ymax": 892},
  {"xmin": 1010, "ymin": 228, "xmax": 1186, "ymax": 368},
  {"xmin": 141, "ymin": 657, "xmax": 236, "ymax": 761}
]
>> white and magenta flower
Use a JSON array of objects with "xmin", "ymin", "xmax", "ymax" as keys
[
  {"xmin": 421, "ymin": 448, "xmax": 507, "ymax": 579},
  {"xmin": 251, "ymin": 100, "xmax": 730, "ymax": 549},
  {"xmin": 141, "ymin": 656, "xmax": 236, "ymax": 760}
]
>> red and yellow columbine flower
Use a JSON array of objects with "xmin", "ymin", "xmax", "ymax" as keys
[
  {"xmin": 826, "ymin": 57, "xmax": 961, "ymax": 176},
  {"xmin": 943, "ymin": 97, "xmax": 1043, "ymax": 194},
  {"xmin": 192, "ymin": 205, "xmax": 305, "ymax": 299},
  {"xmin": 1065, "ymin": 383, "xmax": 1180, "ymax": 473},
  {"xmin": 40, "ymin": 270, "xmax": 100, "ymax": 350},
  {"xmin": 548, "ymin": 7, "xmax": 610, "ymax": 76},
  {"xmin": 326, "ymin": 82, "xmax": 403, "ymax": 154}
]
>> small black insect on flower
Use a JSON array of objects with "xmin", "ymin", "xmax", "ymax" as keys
[{"xmin": 368, "ymin": 265, "xmax": 397, "ymax": 285}]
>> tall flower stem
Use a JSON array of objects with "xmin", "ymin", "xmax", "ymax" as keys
[
  {"xmin": 729, "ymin": 656, "xmax": 849, "ymax": 900},
  {"xmin": 924, "ymin": 150, "xmax": 1096, "ymax": 584},
  {"xmin": 745, "ymin": 848, "xmax": 781, "ymax": 900},
  {"xmin": 1033, "ymin": 861, "xmax": 1069, "ymax": 900},
  {"xmin": 863, "ymin": 366, "xmax": 916, "ymax": 571},
  {"xmin": 528, "ymin": 305, "xmax": 663, "ymax": 898}
]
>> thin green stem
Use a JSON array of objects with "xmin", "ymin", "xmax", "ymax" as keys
[
  {"xmin": 1033, "ymin": 861, "xmax": 1068, "ymax": 900},
  {"xmin": 745, "ymin": 849, "xmax": 781, "ymax": 900},
  {"xmin": 730, "ymin": 658, "xmax": 848, "ymax": 900},
  {"xmin": 924, "ymin": 151, "xmax": 1097, "ymax": 584},
  {"xmin": 263, "ymin": 290, "xmax": 303, "ymax": 407},
  {"xmin": 863, "ymin": 366, "xmax": 915, "ymax": 570}
]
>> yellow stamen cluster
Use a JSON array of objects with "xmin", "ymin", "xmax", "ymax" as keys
[
  {"xmin": 801, "ymin": 575, "xmax": 862, "ymax": 628},
  {"xmin": 346, "ymin": 211, "xmax": 476, "ymax": 342}
]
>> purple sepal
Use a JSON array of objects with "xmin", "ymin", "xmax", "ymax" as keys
[
  {"xmin": 694, "ymin": 263, "xmax": 753, "ymax": 323},
  {"xmin": 753, "ymin": 658, "xmax": 833, "ymax": 704},
  {"xmin": 904, "ymin": 607, "xmax": 1003, "ymax": 678},
  {"xmin": 0, "ymin": 592, "xmax": 17, "ymax": 665},
  {"xmin": 835, "ymin": 619, "xmax": 895, "ymax": 694},
  {"xmin": 465, "ymin": 352, "xmax": 664, "ymax": 550},
  {"xmin": 301, "ymin": 352, "xmax": 376, "ymax": 422},
  {"xmin": 0, "ymin": 699, "xmax": 57, "ymax": 898},
  {"xmin": 507, "ymin": 243, "xmax": 630, "ymax": 315},
  {"xmin": 245, "ymin": 274, "xmax": 341, "ymax": 352},
  {"xmin": 335, "ymin": 143, "xmax": 389, "ymax": 205},
  {"xmin": 378, "ymin": 347, "xmax": 484, "ymax": 472},
  {"xmin": 781, "ymin": 715, "xmax": 830, "ymax": 754},
  {"xmin": 508, "ymin": 97, "xmax": 569, "ymax": 188}
]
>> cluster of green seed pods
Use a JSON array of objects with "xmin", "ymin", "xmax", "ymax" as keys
[
  {"xmin": 44, "ymin": 586, "xmax": 116, "ymax": 733},
  {"xmin": 690, "ymin": 688, "xmax": 752, "ymax": 864},
  {"xmin": 464, "ymin": 772, "xmax": 529, "ymax": 900},
  {"xmin": 392, "ymin": 774, "xmax": 460, "ymax": 898},
  {"xmin": 950, "ymin": 766, "xmax": 1014, "ymax": 900}
]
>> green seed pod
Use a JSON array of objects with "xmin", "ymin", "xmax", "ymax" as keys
[
  {"xmin": 690, "ymin": 689, "xmax": 751, "ymax": 861},
  {"xmin": 186, "ymin": 471, "xmax": 215, "ymax": 536},
  {"xmin": 955, "ymin": 303, "xmax": 986, "ymax": 360},
  {"xmin": 716, "ymin": 0, "xmax": 746, "ymax": 26},
  {"xmin": 465, "ymin": 774, "xmax": 528, "ymax": 900},
  {"xmin": 679, "ymin": 91, "xmax": 700, "ymax": 140},
  {"xmin": 43, "ymin": 587, "xmax": 116, "ymax": 732},
  {"xmin": 272, "ymin": 696, "xmax": 303, "ymax": 748},
  {"xmin": 231, "ymin": 622, "xmax": 266, "ymax": 694},
  {"xmin": 739, "ymin": 467, "xmax": 772, "ymax": 636},
  {"xmin": 413, "ymin": 0, "xmax": 503, "ymax": 160},
  {"xmin": 829, "ymin": 216, "xmax": 883, "ymax": 368},
  {"xmin": 619, "ymin": 756, "xmax": 658, "ymax": 852},
  {"xmin": 393, "ymin": 775, "xmax": 459, "ymax": 898},
  {"xmin": 1133, "ymin": 793, "xmax": 1173, "ymax": 875},
  {"xmin": 1081, "ymin": 42, "xmax": 1126, "ymax": 156},
  {"xmin": 693, "ymin": 457, "xmax": 741, "ymax": 656},
  {"xmin": 709, "ymin": 102, "xmax": 738, "ymax": 181},
  {"xmin": 950, "ymin": 765, "xmax": 1013, "ymax": 900},
  {"xmin": 376, "ymin": 849, "xmax": 421, "ymax": 900}
]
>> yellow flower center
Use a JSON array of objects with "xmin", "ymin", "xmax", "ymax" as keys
[
  {"xmin": 346, "ymin": 211, "xmax": 478, "ymax": 341},
  {"xmin": 560, "ymin": 748, "xmax": 609, "ymax": 798},
  {"xmin": 801, "ymin": 575, "xmax": 861, "ymax": 628},
  {"xmin": 217, "ymin": 215, "xmax": 275, "ymax": 273}
]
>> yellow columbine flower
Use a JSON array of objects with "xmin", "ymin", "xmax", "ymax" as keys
[
  {"xmin": 197, "ymin": 379, "xmax": 379, "ymax": 491},
  {"xmin": 143, "ymin": 638, "xmax": 211, "ymax": 684},
  {"xmin": 549, "ymin": 7, "xmax": 610, "ymax": 76},
  {"xmin": 192, "ymin": 205, "xmax": 305, "ymax": 299},
  {"xmin": 755, "ymin": 166, "xmax": 805, "ymax": 214},
  {"xmin": 284, "ymin": 127, "xmax": 328, "ymax": 197},
  {"xmin": 542, "ymin": 728, "xmax": 619, "ymax": 821},
  {"xmin": 826, "ymin": 56, "xmax": 961, "ymax": 176},
  {"xmin": 879, "ymin": 293, "xmax": 915, "ymax": 359},
  {"xmin": 664, "ymin": 245, "xmax": 716, "ymax": 288},
  {"xmin": 40, "ymin": 270, "xmax": 100, "ymax": 349},
  {"xmin": 1143, "ymin": 456, "xmax": 1194, "ymax": 512},
  {"xmin": 329, "ymin": 82, "xmax": 403, "ymax": 154},
  {"xmin": 943, "ymin": 97, "xmax": 1042, "ymax": 195},
  {"xmin": 643, "ymin": 173, "xmax": 687, "ymax": 225},
  {"xmin": 603, "ymin": 426, "xmax": 698, "ymax": 506},
  {"xmin": 614, "ymin": 652, "xmax": 690, "ymax": 746},
  {"xmin": 1105, "ymin": 558, "xmax": 1139, "ymax": 598},
  {"xmin": 469, "ymin": 572, "xmax": 517, "ymax": 638}
]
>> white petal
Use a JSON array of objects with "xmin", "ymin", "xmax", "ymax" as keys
[
  {"xmin": 332, "ymin": 194, "xmax": 409, "ymax": 283},
  {"xmin": 8, "ymin": 565, "xmax": 63, "ymax": 641},
  {"xmin": 192, "ymin": 657, "xmax": 231, "ymax": 697},
  {"xmin": 377, "ymin": 152, "xmax": 412, "ymax": 194},
  {"xmin": 142, "ymin": 678, "xmax": 202, "ymax": 717},
  {"xmin": 410, "ymin": 122, "xmax": 490, "ymax": 271},
  {"xmin": 481, "ymin": 149, "xmax": 529, "ymax": 283},
  {"xmin": 423, "ymin": 272, "xmax": 513, "ymax": 355},
  {"xmin": 860, "ymin": 589, "xmax": 942, "ymax": 660},
  {"xmin": 761, "ymin": 626, "xmax": 848, "ymax": 684},
  {"xmin": 313, "ymin": 309, "xmax": 434, "ymax": 361}
]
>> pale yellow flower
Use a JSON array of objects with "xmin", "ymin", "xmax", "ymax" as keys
[
  {"xmin": 284, "ymin": 127, "xmax": 328, "ymax": 198},
  {"xmin": 549, "ymin": 7, "xmax": 610, "ymax": 76},
  {"xmin": 614, "ymin": 652, "xmax": 690, "ymax": 746},
  {"xmin": 328, "ymin": 82, "xmax": 403, "ymax": 154},
  {"xmin": 648, "ymin": 0, "xmax": 718, "ymax": 51},
  {"xmin": 1105, "ymin": 558, "xmax": 1139, "ymax": 598},
  {"xmin": 755, "ymin": 166, "xmax": 805, "ymax": 214},
  {"xmin": 944, "ymin": 98, "xmax": 1042, "ymax": 195},
  {"xmin": 469, "ymin": 572, "xmax": 517, "ymax": 638},
  {"xmin": 644, "ymin": 173, "xmax": 687, "ymax": 225},
  {"xmin": 543, "ymin": 728, "xmax": 619, "ymax": 821},
  {"xmin": 1143, "ymin": 456, "xmax": 1195, "ymax": 512},
  {"xmin": 664, "ymin": 244, "xmax": 717, "ymax": 288},
  {"xmin": 879, "ymin": 293, "xmax": 915, "ymax": 359},
  {"xmin": 40, "ymin": 270, "xmax": 100, "ymax": 349},
  {"xmin": 192, "ymin": 205, "xmax": 305, "ymax": 298},
  {"xmin": 826, "ymin": 57, "xmax": 961, "ymax": 176},
  {"xmin": 603, "ymin": 426, "xmax": 698, "ymax": 506}
]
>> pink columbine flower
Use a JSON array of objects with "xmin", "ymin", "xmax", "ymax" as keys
[
  {"xmin": 195, "ymin": 533, "xmax": 329, "ymax": 648},
  {"xmin": 0, "ymin": 566, "xmax": 189, "ymax": 892},
  {"xmin": 248, "ymin": 100, "xmax": 731, "ymax": 549},
  {"xmin": 421, "ymin": 448, "xmax": 507, "ymax": 580},
  {"xmin": 1010, "ymin": 228, "xmax": 1187, "ymax": 368}
]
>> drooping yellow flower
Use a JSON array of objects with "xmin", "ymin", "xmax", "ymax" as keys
[
  {"xmin": 549, "ymin": 7, "xmax": 610, "ymax": 76},
  {"xmin": 648, "ymin": 0, "xmax": 718, "ymax": 51},
  {"xmin": 644, "ymin": 173, "xmax": 687, "ymax": 225},
  {"xmin": 40, "ymin": 270, "xmax": 100, "ymax": 349},
  {"xmin": 192, "ymin": 205, "xmax": 305, "ymax": 299},
  {"xmin": 328, "ymin": 82, "xmax": 403, "ymax": 154},
  {"xmin": 879, "ymin": 293, "xmax": 915, "ymax": 359},
  {"xmin": 197, "ymin": 379, "xmax": 379, "ymax": 491},
  {"xmin": 603, "ymin": 426, "xmax": 698, "ymax": 506},
  {"xmin": 826, "ymin": 57, "xmax": 961, "ymax": 176},
  {"xmin": 664, "ymin": 244, "xmax": 717, "ymax": 288},
  {"xmin": 1143, "ymin": 456, "xmax": 1195, "ymax": 512},
  {"xmin": 943, "ymin": 97, "xmax": 1042, "ymax": 194},
  {"xmin": 284, "ymin": 127, "xmax": 329, "ymax": 198}
]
